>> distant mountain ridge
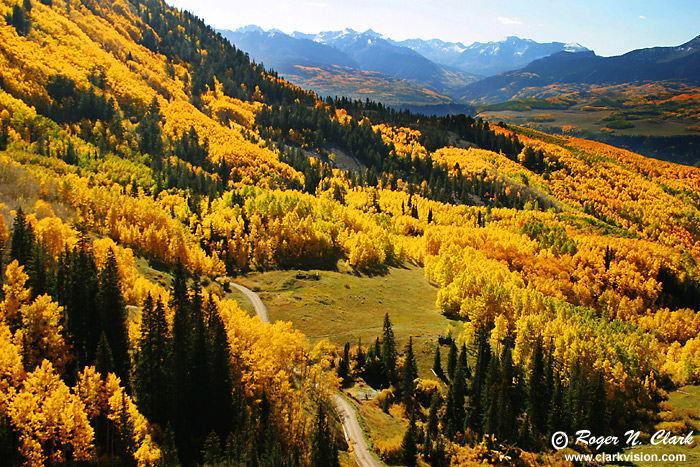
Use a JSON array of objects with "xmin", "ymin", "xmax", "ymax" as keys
[
  {"xmin": 392, "ymin": 36, "xmax": 589, "ymax": 76},
  {"xmin": 220, "ymin": 26, "xmax": 700, "ymax": 115},
  {"xmin": 459, "ymin": 35, "xmax": 700, "ymax": 103},
  {"xmin": 219, "ymin": 26, "xmax": 478, "ymax": 106}
]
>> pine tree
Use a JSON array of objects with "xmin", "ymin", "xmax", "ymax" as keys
[
  {"xmin": 206, "ymin": 298, "xmax": 234, "ymax": 439},
  {"xmin": 467, "ymin": 326, "xmax": 490, "ymax": 433},
  {"xmin": 432, "ymin": 344, "xmax": 443, "ymax": 379},
  {"xmin": 430, "ymin": 435, "xmax": 447, "ymax": 467},
  {"xmin": 441, "ymin": 386, "xmax": 457, "ymax": 440},
  {"xmin": 10, "ymin": 207, "xmax": 34, "ymax": 267},
  {"xmin": 94, "ymin": 331, "xmax": 115, "ymax": 376},
  {"xmin": 138, "ymin": 96, "xmax": 163, "ymax": 157},
  {"xmin": 201, "ymin": 430, "xmax": 222, "ymax": 466},
  {"xmin": 424, "ymin": 392, "xmax": 440, "ymax": 458},
  {"xmin": 134, "ymin": 295, "xmax": 171, "ymax": 428},
  {"xmin": 401, "ymin": 411, "xmax": 418, "ymax": 466},
  {"xmin": 481, "ymin": 350, "xmax": 501, "ymax": 437},
  {"xmin": 58, "ymin": 236, "xmax": 100, "ymax": 371},
  {"xmin": 446, "ymin": 341, "xmax": 457, "ymax": 381},
  {"xmin": 158, "ymin": 423, "xmax": 180, "ymax": 467},
  {"xmin": 338, "ymin": 342, "xmax": 351, "ymax": 385},
  {"xmin": 547, "ymin": 371, "xmax": 565, "ymax": 434},
  {"xmin": 452, "ymin": 345, "xmax": 468, "ymax": 431},
  {"xmin": 527, "ymin": 339, "xmax": 547, "ymax": 435},
  {"xmin": 356, "ymin": 337, "xmax": 365, "ymax": 369},
  {"xmin": 401, "ymin": 337, "xmax": 418, "ymax": 412},
  {"xmin": 381, "ymin": 313, "xmax": 397, "ymax": 385},
  {"xmin": 169, "ymin": 266, "xmax": 192, "ymax": 462},
  {"xmin": 311, "ymin": 405, "xmax": 339, "ymax": 467},
  {"xmin": 98, "ymin": 249, "xmax": 130, "ymax": 387},
  {"xmin": 496, "ymin": 345, "xmax": 519, "ymax": 442},
  {"xmin": 587, "ymin": 369, "xmax": 608, "ymax": 435},
  {"xmin": 188, "ymin": 284, "xmax": 210, "ymax": 456}
]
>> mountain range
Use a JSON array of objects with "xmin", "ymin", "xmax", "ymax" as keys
[
  {"xmin": 391, "ymin": 35, "xmax": 589, "ymax": 76},
  {"xmin": 221, "ymin": 27, "xmax": 700, "ymax": 111},
  {"xmin": 460, "ymin": 35, "xmax": 700, "ymax": 103},
  {"xmin": 219, "ymin": 27, "xmax": 590, "ymax": 108}
]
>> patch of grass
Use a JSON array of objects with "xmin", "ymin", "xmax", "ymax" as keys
[
  {"xmin": 133, "ymin": 255, "xmax": 172, "ymax": 289},
  {"xmin": 350, "ymin": 395, "xmax": 407, "ymax": 450},
  {"xmin": 237, "ymin": 265, "xmax": 463, "ymax": 380}
]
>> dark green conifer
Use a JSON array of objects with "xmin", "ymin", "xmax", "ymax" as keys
[
  {"xmin": 401, "ymin": 411, "xmax": 418, "ymax": 466},
  {"xmin": 527, "ymin": 338, "xmax": 547, "ymax": 435},
  {"xmin": 401, "ymin": 337, "xmax": 418, "ymax": 412},
  {"xmin": 10, "ymin": 207, "xmax": 34, "ymax": 267},
  {"xmin": 94, "ymin": 331, "xmax": 115, "ymax": 376},
  {"xmin": 446, "ymin": 341, "xmax": 457, "ymax": 380},
  {"xmin": 206, "ymin": 298, "xmax": 234, "ymax": 439},
  {"xmin": 311, "ymin": 405, "xmax": 339, "ymax": 467},
  {"xmin": 134, "ymin": 295, "xmax": 171, "ymax": 428},
  {"xmin": 356, "ymin": 337, "xmax": 365, "ymax": 369},
  {"xmin": 432, "ymin": 344, "xmax": 443, "ymax": 379},
  {"xmin": 98, "ymin": 248, "xmax": 130, "ymax": 386},
  {"xmin": 338, "ymin": 342, "xmax": 351, "ymax": 385},
  {"xmin": 381, "ymin": 313, "xmax": 397, "ymax": 385},
  {"xmin": 467, "ymin": 326, "xmax": 490, "ymax": 433}
]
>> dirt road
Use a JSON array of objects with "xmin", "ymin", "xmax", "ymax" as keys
[{"xmin": 230, "ymin": 282, "xmax": 383, "ymax": 467}]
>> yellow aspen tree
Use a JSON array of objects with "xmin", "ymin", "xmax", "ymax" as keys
[{"xmin": 6, "ymin": 360, "xmax": 94, "ymax": 466}]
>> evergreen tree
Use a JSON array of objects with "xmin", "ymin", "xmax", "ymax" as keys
[
  {"xmin": 467, "ymin": 326, "xmax": 490, "ymax": 433},
  {"xmin": 27, "ymin": 240, "xmax": 50, "ymax": 298},
  {"xmin": 188, "ymin": 284, "xmax": 210, "ymax": 457},
  {"xmin": 356, "ymin": 337, "xmax": 365, "ymax": 369},
  {"xmin": 401, "ymin": 337, "xmax": 418, "ymax": 412},
  {"xmin": 446, "ymin": 341, "xmax": 457, "ymax": 381},
  {"xmin": 430, "ymin": 435, "xmax": 447, "ymax": 467},
  {"xmin": 587, "ymin": 369, "xmax": 608, "ymax": 435},
  {"xmin": 481, "ymin": 350, "xmax": 501, "ymax": 437},
  {"xmin": 401, "ymin": 411, "xmax": 418, "ymax": 466},
  {"xmin": 451, "ymin": 345, "xmax": 468, "ymax": 431},
  {"xmin": 169, "ymin": 266, "xmax": 192, "ymax": 462},
  {"xmin": 134, "ymin": 295, "xmax": 171, "ymax": 428},
  {"xmin": 98, "ymin": 249, "xmax": 130, "ymax": 386},
  {"xmin": 547, "ymin": 372, "xmax": 565, "ymax": 434},
  {"xmin": 432, "ymin": 344, "xmax": 443, "ymax": 379},
  {"xmin": 58, "ymin": 236, "xmax": 100, "ymax": 371},
  {"xmin": 381, "ymin": 313, "xmax": 397, "ymax": 385},
  {"xmin": 94, "ymin": 331, "xmax": 115, "ymax": 376},
  {"xmin": 206, "ymin": 298, "xmax": 234, "ymax": 439},
  {"xmin": 527, "ymin": 339, "xmax": 548, "ymax": 435},
  {"xmin": 10, "ymin": 207, "xmax": 34, "ymax": 267},
  {"xmin": 424, "ymin": 392, "xmax": 440, "ymax": 458},
  {"xmin": 496, "ymin": 345, "xmax": 519, "ymax": 442},
  {"xmin": 564, "ymin": 359, "xmax": 585, "ymax": 430},
  {"xmin": 311, "ymin": 405, "xmax": 339, "ymax": 467},
  {"xmin": 338, "ymin": 342, "xmax": 351, "ymax": 385},
  {"xmin": 9, "ymin": 4, "xmax": 30, "ymax": 36},
  {"xmin": 201, "ymin": 430, "xmax": 222, "ymax": 466},
  {"xmin": 441, "ymin": 386, "xmax": 457, "ymax": 440},
  {"xmin": 157, "ymin": 423, "xmax": 180, "ymax": 467},
  {"xmin": 138, "ymin": 96, "xmax": 164, "ymax": 157}
]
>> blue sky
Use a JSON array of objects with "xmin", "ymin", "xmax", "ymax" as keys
[{"xmin": 166, "ymin": 0, "xmax": 699, "ymax": 56}]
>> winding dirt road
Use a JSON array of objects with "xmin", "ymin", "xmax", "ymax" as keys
[
  {"xmin": 230, "ymin": 282, "xmax": 382, "ymax": 467},
  {"xmin": 230, "ymin": 282, "xmax": 270, "ymax": 323}
]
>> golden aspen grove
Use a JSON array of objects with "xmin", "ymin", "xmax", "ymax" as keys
[{"xmin": 0, "ymin": 0, "xmax": 699, "ymax": 465}]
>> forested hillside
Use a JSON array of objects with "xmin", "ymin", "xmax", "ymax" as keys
[{"xmin": 0, "ymin": 0, "xmax": 699, "ymax": 465}]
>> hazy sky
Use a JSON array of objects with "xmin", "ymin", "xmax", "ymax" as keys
[{"xmin": 165, "ymin": 0, "xmax": 699, "ymax": 57}]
